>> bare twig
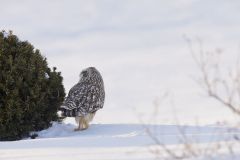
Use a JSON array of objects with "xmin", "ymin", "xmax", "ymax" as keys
[{"xmin": 186, "ymin": 37, "xmax": 240, "ymax": 116}]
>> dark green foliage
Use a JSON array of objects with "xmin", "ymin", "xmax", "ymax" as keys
[{"xmin": 0, "ymin": 31, "xmax": 65, "ymax": 141}]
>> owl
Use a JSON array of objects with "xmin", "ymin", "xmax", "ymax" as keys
[{"xmin": 60, "ymin": 67, "xmax": 105, "ymax": 131}]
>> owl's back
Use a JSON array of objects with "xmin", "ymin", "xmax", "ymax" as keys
[{"xmin": 60, "ymin": 70, "xmax": 105, "ymax": 117}]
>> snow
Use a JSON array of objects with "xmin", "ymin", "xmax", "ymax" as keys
[{"xmin": 1, "ymin": 121, "xmax": 240, "ymax": 160}]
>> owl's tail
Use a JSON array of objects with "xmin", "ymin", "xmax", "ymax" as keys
[{"xmin": 59, "ymin": 106, "xmax": 79, "ymax": 117}]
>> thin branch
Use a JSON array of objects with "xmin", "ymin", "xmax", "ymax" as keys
[
  {"xmin": 187, "ymin": 37, "xmax": 240, "ymax": 116},
  {"xmin": 208, "ymin": 90, "xmax": 240, "ymax": 115}
]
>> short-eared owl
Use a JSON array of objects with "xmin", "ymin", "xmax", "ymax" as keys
[{"xmin": 60, "ymin": 67, "xmax": 105, "ymax": 131}]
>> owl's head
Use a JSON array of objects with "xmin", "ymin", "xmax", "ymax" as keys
[{"xmin": 79, "ymin": 67, "xmax": 101, "ymax": 82}]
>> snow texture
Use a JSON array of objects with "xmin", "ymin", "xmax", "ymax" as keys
[{"xmin": 1, "ymin": 122, "xmax": 240, "ymax": 160}]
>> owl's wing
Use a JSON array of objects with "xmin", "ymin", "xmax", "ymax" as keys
[
  {"xmin": 61, "ymin": 83, "xmax": 87, "ymax": 110},
  {"xmin": 81, "ymin": 84, "xmax": 104, "ymax": 113},
  {"xmin": 61, "ymin": 82, "xmax": 104, "ymax": 116}
]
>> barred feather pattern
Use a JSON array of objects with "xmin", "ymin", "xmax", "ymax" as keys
[{"xmin": 60, "ymin": 67, "xmax": 105, "ymax": 117}]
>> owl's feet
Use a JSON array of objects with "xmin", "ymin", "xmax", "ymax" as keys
[{"xmin": 74, "ymin": 116, "xmax": 90, "ymax": 131}]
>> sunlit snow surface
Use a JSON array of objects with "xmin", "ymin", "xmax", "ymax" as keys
[{"xmin": 1, "ymin": 122, "xmax": 240, "ymax": 160}]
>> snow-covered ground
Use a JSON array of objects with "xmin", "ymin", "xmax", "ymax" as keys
[
  {"xmin": 1, "ymin": 121, "xmax": 240, "ymax": 160},
  {"xmin": 1, "ymin": 0, "xmax": 240, "ymax": 159}
]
